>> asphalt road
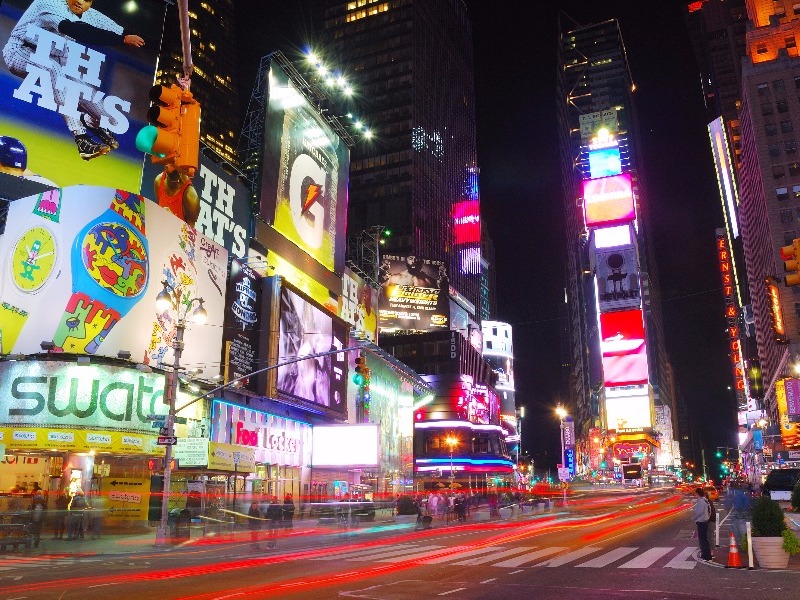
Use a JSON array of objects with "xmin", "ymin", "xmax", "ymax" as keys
[{"xmin": 1, "ymin": 490, "xmax": 799, "ymax": 599}]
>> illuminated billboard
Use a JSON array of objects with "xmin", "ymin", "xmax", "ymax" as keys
[
  {"xmin": 595, "ymin": 244, "xmax": 640, "ymax": 312},
  {"xmin": 378, "ymin": 254, "xmax": 449, "ymax": 333},
  {"xmin": 312, "ymin": 424, "xmax": 378, "ymax": 467},
  {"xmin": 708, "ymin": 117, "xmax": 740, "ymax": 239},
  {"xmin": 776, "ymin": 379, "xmax": 800, "ymax": 448},
  {"xmin": 599, "ymin": 309, "xmax": 649, "ymax": 387},
  {"xmin": 0, "ymin": 186, "xmax": 227, "ymax": 381},
  {"xmin": 583, "ymin": 173, "xmax": 635, "ymax": 228},
  {"xmin": 276, "ymin": 285, "xmax": 348, "ymax": 417},
  {"xmin": 605, "ymin": 393, "xmax": 652, "ymax": 431},
  {"xmin": 588, "ymin": 146, "xmax": 622, "ymax": 179},
  {"xmin": 222, "ymin": 259, "xmax": 264, "ymax": 392},
  {"xmin": 141, "ymin": 153, "xmax": 251, "ymax": 259},
  {"xmin": 339, "ymin": 267, "xmax": 378, "ymax": 342},
  {"xmin": 452, "ymin": 200, "xmax": 481, "ymax": 245},
  {"xmin": 0, "ymin": 0, "xmax": 165, "ymax": 193},
  {"xmin": 259, "ymin": 59, "xmax": 349, "ymax": 274}
]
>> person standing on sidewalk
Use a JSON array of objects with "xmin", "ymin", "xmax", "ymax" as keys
[
  {"xmin": 266, "ymin": 496, "xmax": 282, "ymax": 548},
  {"xmin": 693, "ymin": 487, "xmax": 713, "ymax": 561},
  {"xmin": 247, "ymin": 500, "xmax": 263, "ymax": 550},
  {"xmin": 282, "ymin": 495, "xmax": 295, "ymax": 529},
  {"xmin": 28, "ymin": 490, "xmax": 46, "ymax": 548},
  {"xmin": 66, "ymin": 490, "xmax": 87, "ymax": 541},
  {"xmin": 52, "ymin": 491, "xmax": 68, "ymax": 539}
]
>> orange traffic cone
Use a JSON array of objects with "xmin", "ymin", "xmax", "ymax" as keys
[{"xmin": 726, "ymin": 531, "xmax": 744, "ymax": 568}]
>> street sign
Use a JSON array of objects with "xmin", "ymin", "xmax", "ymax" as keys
[
  {"xmin": 157, "ymin": 436, "xmax": 177, "ymax": 446},
  {"xmin": 150, "ymin": 420, "xmax": 166, "ymax": 429},
  {"xmin": 558, "ymin": 467, "xmax": 570, "ymax": 482},
  {"xmin": 146, "ymin": 414, "xmax": 167, "ymax": 421}
]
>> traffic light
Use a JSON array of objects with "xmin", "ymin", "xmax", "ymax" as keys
[
  {"xmin": 715, "ymin": 450, "xmax": 722, "ymax": 459},
  {"xmin": 135, "ymin": 84, "xmax": 201, "ymax": 176},
  {"xmin": 353, "ymin": 354, "xmax": 366, "ymax": 386},
  {"xmin": 780, "ymin": 238, "xmax": 800, "ymax": 286}
]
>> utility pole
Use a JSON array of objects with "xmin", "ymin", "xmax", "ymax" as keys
[{"xmin": 701, "ymin": 448, "xmax": 708, "ymax": 481}]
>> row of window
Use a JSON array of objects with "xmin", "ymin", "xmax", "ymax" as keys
[
  {"xmin": 772, "ymin": 162, "xmax": 800, "ymax": 178},
  {"xmin": 765, "ymin": 120, "xmax": 794, "ymax": 136},
  {"xmin": 776, "ymin": 184, "xmax": 800, "ymax": 201},
  {"xmin": 769, "ymin": 140, "xmax": 797, "ymax": 157},
  {"xmin": 757, "ymin": 75, "xmax": 800, "ymax": 97}
]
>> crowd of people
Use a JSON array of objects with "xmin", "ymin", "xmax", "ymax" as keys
[{"xmin": 246, "ymin": 495, "xmax": 296, "ymax": 550}]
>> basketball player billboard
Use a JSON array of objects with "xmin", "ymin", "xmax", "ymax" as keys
[
  {"xmin": 378, "ymin": 254, "xmax": 450, "ymax": 333},
  {"xmin": 258, "ymin": 58, "xmax": 350, "ymax": 275},
  {"xmin": 0, "ymin": 0, "xmax": 166, "ymax": 194}
]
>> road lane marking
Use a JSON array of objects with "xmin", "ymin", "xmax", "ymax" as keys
[
  {"xmin": 375, "ymin": 547, "xmax": 455, "ymax": 563},
  {"xmin": 576, "ymin": 547, "xmax": 638, "ymax": 567},
  {"xmin": 618, "ymin": 547, "xmax": 674, "ymax": 568},
  {"xmin": 508, "ymin": 569, "xmax": 524, "ymax": 574},
  {"xmin": 532, "ymin": 546, "xmax": 604, "ymax": 567},
  {"xmin": 480, "ymin": 578, "xmax": 497, "ymax": 583},
  {"xmin": 88, "ymin": 583, "xmax": 119, "ymax": 588},
  {"xmin": 310, "ymin": 543, "xmax": 417, "ymax": 560},
  {"xmin": 424, "ymin": 546, "xmax": 497, "ymax": 564},
  {"xmin": 453, "ymin": 546, "xmax": 534, "ymax": 565},
  {"xmin": 493, "ymin": 547, "xmax": 567, "ymax": 568},
  {"xmin": 438, "ymin": 588, "xmax": 466, "ymax": 596},
  {"xmin": 664, "ymin": 546, "xmax": 698, "ymax": 569},
  {"xmin": 347, "ymin": 545, "xmax": 445, "ymax": 562}
]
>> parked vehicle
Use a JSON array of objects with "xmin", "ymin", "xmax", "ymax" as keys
[{"xmin": 761, "ymin": 468, "xmax": 800, "ymax": 502}]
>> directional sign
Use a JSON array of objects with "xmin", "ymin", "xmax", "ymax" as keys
[
  {"xmin": 157, "ymin": 437, "xmax": 178, "ymax": 446},
  {"xmin": 558, "ymin": 467, "xmax": 571, "ymax": 482},
  {"xmin": 146, "ymin": 414, "xmax": 167, "ymax": 421},
  {"xmin": 150, "ymin": 420, "xmax": 166, "ymax": 429}
]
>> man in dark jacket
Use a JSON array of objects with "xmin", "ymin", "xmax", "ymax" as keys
[
  {"xmin": 282, "ymin": 495, "xmax": 295, "ymax": 529},
  {"xmin": 247, "ymin": 500, "xmax": 263, "ymax": 550},
  {"xmin": 265, "ymin": 496, "xmax": 282, "ymax": 548}
]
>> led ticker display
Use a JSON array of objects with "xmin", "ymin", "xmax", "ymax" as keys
[
  {"xmin": 599, "ymin": 309, "xmax": 649, "ymax": 387},
  {"xmin": 588, "ymin": 146, "xmax": 622, "ymax": 179},
  {"xmin": 583, "ymin": 173, "xmax": 635, "ymax": 228},
  {"xmin": 452, "ymin": 200, "xmax": 481, "ymax": 245}
]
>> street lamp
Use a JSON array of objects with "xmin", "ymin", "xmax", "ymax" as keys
[
  {"xmin": 556, "ymin": 404, "xmax": 567, "ymax": 505},
  {"xmin": 154, "ymin": 280, "xmax": 206, "ymax": 546},
  {"xmin": 445, "ymin": 435, "xmax": 459, "ymax": 488}
]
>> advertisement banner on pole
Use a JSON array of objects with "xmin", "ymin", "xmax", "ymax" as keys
[
  {"xmin": 0, "ymin": 0, "xmax": 166, "ymax": 193},
  {"xmin": 777, "ymin": 379, "xmax": 800, "ymax": 448},
  {"xmin": 784, "ymin": 377, "xmax": 800, "ymax": 422}
]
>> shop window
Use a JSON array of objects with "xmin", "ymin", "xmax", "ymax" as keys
[
  {"xmin": 770, "ymin": 143, "xmax": 782, "ymax": 157},
  {"xmin": 778, "ymin": 186, "xmax": 789, "ymax": 201},
  {"xmin": 774, "ymin": 164, "xmax": 786, "ymax": 178},
  {"xmin": 766, "ymin": 123, "xmax": 778, "ymax": 136}
]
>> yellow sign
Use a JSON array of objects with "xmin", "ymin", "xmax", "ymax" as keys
[
  {"xmin": 102, "ymin": 477, "xmax": 151, "ymax": 521},
  {"xmin": 0, "ymin": 427, "xmax": 166, "ymax": 456},
  {"xmin": 208, "ymin": 442, "xmax": 255, "ymax": 472},
  {"xmin": 776, "ymin": 379, "xmax": 800, "ymax": 449}
]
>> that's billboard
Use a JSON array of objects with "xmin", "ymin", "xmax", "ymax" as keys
[
  {"xmin": 599, "ymin": 308, "xmax": 649, "ymax": 387},
  {"xmin": 0, "ymin": 0, "xmax": 166, "ymax": 193},
  {"xmin": 378, "ymin": 254, "xmax": 449, "ymax": 333},
  {"xmin": 583, "ymin": 173, "xmax": 635, "ymax": 228},
  {"xmin": 0, "ymin": 186, "xmax": 227, "ymax": 381}
]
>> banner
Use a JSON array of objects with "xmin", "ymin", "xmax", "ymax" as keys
[
  {"xmin": 785, "ymin": 378, "xmax": 800, "ymax": 422},
  {"xmin": 599, "ymin": 309, "xmax": 649, "ymax": 387},
  {"xmin": 777, "ymin": 379, "xmax": 800, "ymax": 448},
  {"xmin": 378, "ymin": 254, "xmax": 450, "ymax": 333},
  {"xmin": 0, "ymin": 186, "xmax": 228, "ymax": 381},
  {"xmin": 141, "ymin": 152, "xmax": 251, "ymax": 259},
  {"xmin": 339, "ymin": 267, "xmax": 378, "ymax": 342},
  {"xmin": 208, "ymin": 441, "xmax": 255, "ymax": 472},
  {"xmin": 583, "ymin": 173, "xmax": 635, "ymax": 228},
  {"xmin": 0, "ymin": 426, "xmax": 165, "ymax": 455},
  {"xmin": 0, "ymin": 0, "xmax": 166, "ymax": 193},
  {"xmin": 222, "ymin": 259, "xmax": 263, "ymax": 392},
  {"xmin": 595, "ymin": 244, "xmax": 640, "ymax": 312}
]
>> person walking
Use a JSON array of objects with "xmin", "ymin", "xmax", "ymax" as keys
[
  {"xmin": 282, "ymin": 495, "xmax": 295, "ymax": 530},
  {"xmin": 266, "ymin": 496, "xmax": 282, "ymax": 549},
  {"xmin": 52, "ymin": 491, "xmax": 68, "ymax": 539},
  {"xmin": 724, "ymin": 481, "xmax": 753, "ymax": 545},
  {"xmin": 247, "ymin": 500, "xmax": 263, "ymax": 550},
  {"xmin": 693, "ymin": 487, "xmax": 713, "ymax": 561},
  {"xmin": 28, "ymin": 489, "xmax": 46, "ymax": 548}
]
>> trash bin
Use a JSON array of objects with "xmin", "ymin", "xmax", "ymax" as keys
[{"xmin": 169, "ymin": 508, "xmax": 191, "ymax": 542}]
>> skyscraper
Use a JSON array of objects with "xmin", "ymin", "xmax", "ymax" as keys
[
  {"xmin": 317, "ymin": 0, "xmax": 484, "ymax": 313},
  {"xmin": 557, "ymin": 16, "xmax": 677, "ymax": 475},
  {"xmin": 156, "ymin": 0, "xmax": 240, "ymax": 163}
]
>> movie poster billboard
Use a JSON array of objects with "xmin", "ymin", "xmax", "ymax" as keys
[
  {"xmin": 599, "ymin": 309, "xmax": 649, "ymax": 387},
  {"xmin": 0, "ymin": 186, "xmax": 227, "ymax": 381},
  {"xmin": 339, "ymin": 267, "xmax": 378, "ymax": 342},
  {"xmin": 378, "ymin": 254, "xmax": 449, "ymax": 333},
  {"xmin": 141, "ymin": 153, "xmax": 251, "ymax": 259},
  {"xmin": 595, "ymin": 244, "xmax": 640, "ymax": 312},
  {"xmin": 258, "ymin": 58, "xmax": 349, "ymax": 274},
  {"xmin": 222, "ymin": 259, "xmax": 263, "ymax": 392},
  {"xmin": 0, "ymin": 0, "xmax": 166, "ymax": 193},
  {"xmin": 275, "ymin": 285, "xmax": 347, "ymax": 417}
]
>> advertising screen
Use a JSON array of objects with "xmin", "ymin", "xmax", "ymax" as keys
[
  {"xmin": 595, "ymin": 244, "xmax": 640, "ymax": 312},
  {"xmin": 605, "ymin": 394, "xmax": 652, "ymax": 431},
  {"xmin": 777, "ymin": 379, "xmax": 800, "ymax": 448},
  {"xmin": 259, "ymin": 59, "xmax": 349, "ymax": 274},
  {"xmin": 583, "ymin": 173, "xmax": 635, "ymax": 227},
  {"xmin": 222, "ymin": 259, "xmax": 263, "ymax": 392},
  {"xmin": 141, "ymin": 153, "xmax": 251, "ymax": 259},
  {"xmin": 708, "ymin": 117, "xmax": 740, "ymax": 239},
  {"xmin": 339, "ymin": 267, "xmax": 378, "ymax": 342},
  {"xmin": 276, "ymin": 286, "xmax": 348, "ymax": 417},
  {"xmin": 452, "ymin": 200, "xmax": 481, "ymax": 245},
  {"xmin": 588, "ymin": 146, "xmax": 622, "ymax": 179},
  {"xmin": 599, "ymin": 309, "xmax": 649, "ymax": 387},
  {"xmin": 0, "ymin": 0, "xmax": 165, "ymax": 193},
  {"xmin": 0, "ymin": 186, "xmax": 228, "ymax": 381},
  {"xmin": 311, "ymin": 424, "xmax": 379, "ymax": 467},
  {"xmin": 378, "ymin": 254, "xmax": 449, "ymax": 333}
]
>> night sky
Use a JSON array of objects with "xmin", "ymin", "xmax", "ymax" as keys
[{"xmin": 236, "ymin": 1, "xmax": 736, "ymax": 468}]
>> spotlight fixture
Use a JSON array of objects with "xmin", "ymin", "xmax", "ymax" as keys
[
  {"xmin": 117, "ymin": 350, "xmax": 132, "ymax": 360},
  {"xmin": 40, "ymin": 341, "xmax": 55, "ymax": 351}
]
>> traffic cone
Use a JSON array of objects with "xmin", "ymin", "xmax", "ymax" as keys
[{"xmin": 726, "ymin": 531, "xmax": 744, "ymax": 568}]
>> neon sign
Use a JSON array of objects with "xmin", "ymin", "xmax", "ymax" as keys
[{"xmin": 716, "ymin": 234, "xmax": 746, "ymax": 401}]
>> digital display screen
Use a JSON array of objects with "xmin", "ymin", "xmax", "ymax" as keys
[
  {"xmin": 599, "ymin": 309, "xmax": 649, "ymax": 387},
  {"xmin": 588, "ymin": 146, "xmax": 622, "ymax": 179},
  {"xmin": 583, "ymin": 173, "xmax": 635, "ymax": 227},
  {"xmin": 452, "ymin": 200, "xmax": 481, "ymax": 245},
  {"xmin": 312, "ymin": 424, "xmax": 378, "ymax": 467}
]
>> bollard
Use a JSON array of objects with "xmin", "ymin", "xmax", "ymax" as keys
[{"xmin": 746, "ymin": 521, "xmax": 754, "ymax": 569}]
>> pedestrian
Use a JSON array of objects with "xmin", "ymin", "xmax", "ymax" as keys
[
  {"xmin": 724, "ymin": 481, "xmax": 752, "ymax": 545},
  {"xmin": 692, "ymin": 487, "xmax": 713, "ymax": 561},
  {"xmin": 66, "ymin": 489, "xmax": 87, "ymax": 541},
  {"xmin": 705, "ymin": 489, "xmax": 718, "ymax": 551},
  {"xmin": 247, "ymin": 500, "xmax": 263, "ymax": 550},
  {"xmin": 266, "ymin": 495, "xmax": 282, "ymax": 548},
  {"xmin": 53, "ymin": 490, "xmax": 68, "ymax": 539},
  {"xmin": 90, "ymin": 492, "xmax": 107, "ymax": 539},
  {"xmin": 282, "ymin": 494, "xmax": 295, "ymax": 529},
  {"xmin": 28, "ymin": 489, "xmax": 46, "ymax": 548}
]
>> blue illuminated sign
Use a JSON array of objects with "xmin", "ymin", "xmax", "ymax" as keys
[
  {"xmin": 565, "ymin": 447, "xmax": 576, "ymax": 476},
  {"xmin": 589, "ymin": 146, "xmax": 622, "ymax": 179}
]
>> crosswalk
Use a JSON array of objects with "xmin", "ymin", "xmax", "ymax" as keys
[
  {"xmin": 0, "ymin": 556, "xmax": 101, "ymax": 572},
  {"xmin": 311, "ymin": 543, "xmax": 707, "ymax": 570}
]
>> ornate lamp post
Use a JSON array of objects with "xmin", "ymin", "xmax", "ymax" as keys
[
  {"xmin": 154, "ymin": 280, "xmax": 206, "ymax": 546},
  {"xmin": 556, "ymin": 404, "xmax": 568, "ymax": 505}
]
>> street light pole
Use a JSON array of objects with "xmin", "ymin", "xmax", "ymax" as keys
[{"xmin": 556, "ymin": 404, "xmax": 567, "ymax": 506}]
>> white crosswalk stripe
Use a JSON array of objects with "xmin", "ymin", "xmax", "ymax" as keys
[
  {"xmin": 0, "ymin": 557, "xmax": 101, "ymax": 571},
  {"xmin": 310, "ymin": 543, "xmax": 703, "ymax": 570}
]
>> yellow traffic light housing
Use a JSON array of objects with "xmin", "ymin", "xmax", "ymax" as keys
[{"xmin": 781, "ymin": 238, "xmax": 800, "ymax": 286}]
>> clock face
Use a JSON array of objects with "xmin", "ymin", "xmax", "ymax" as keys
[
  {"xmin": 11, "ymin": 226, "xmax": 58, "ymax": 293},
  {"xmin": 81, "ymin": 221, "xmax": 149, "ymax": 298}
]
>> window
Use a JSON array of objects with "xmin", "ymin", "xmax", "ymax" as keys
[
  {"xmin": 778, "ymin": 99, "xmax": 790, "ymax": 113},
  {"xmin": 770, "ymin": 143, "xmax": 782, "ymax": 157},
  {"xmin": 795, "ymin": 207, "xmax": 800, "ymax": 221},
  {"xmin": 757, "ymin": 44, "xmax": 768, "ymax": 55},
  {"xmin": 774, "ymin": 164, "xmax": 786, "ymax": 178},
  {"xmin": 763, "ymin": 103, "xmax": 775, "ymax": 115},
  {"xmin": 795, "ymin": 2, "xmax": 800, "ymax": 15},
  {"xmin": 796, "ymin": 76, "xmax": 800, "ymax": 89},
  {"xmin": 778, "ymin": 186, "xmax": 790, "ymax": 201},
  {"xmin": 791, "ymin": 162, "xmax": 800, "ymax": 176},
  {"xmin": 782, "ymin": 120, "xmax": 795, "ymax": 134},
  {"xmin": 775, "ymin": 79, "xmax": 787, "ymax": 93},
  {"xmin": 781, "ymin": 209, "xmax": 794, "ymax": 224},
  {"xmin": 787, "ymin": 140, "xmax": 798, "ymax": 154},
  {"xmin": 793, "ymin": 184, "xmax": 800, "ymax": 198},
  {"xmin": 767, "ymin": 123, "xmax": 778, "ymax": 136}
]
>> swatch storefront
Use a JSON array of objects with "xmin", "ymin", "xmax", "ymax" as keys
[{"xmin": 209, "ymin": 400, "xmax": 312, "ymax": 510}]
